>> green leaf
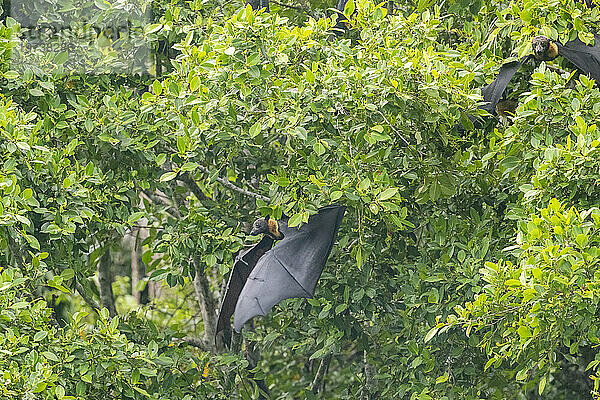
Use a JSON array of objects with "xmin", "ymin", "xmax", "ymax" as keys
[
  {"xmin": 344, "ymin": 0, "xmax": 355, "ymax": 16},
  {"xmin": 517, "ymin": 325, "xmax": 531, "ymax": 340},
  {"xmin": 160, "ymin": 172, "xmax": 178, "ymax": 182},
  {"xmin": 42, "ymin": 351, "xmax": 60, "ymax": 362},
  {"xmin": 305, "ymin": 68, "xmax": 315, "ymax": 84},
  {"xmin": 128, "ymin": 212, "xmax": 145, "ymax": 223},
  {"xmin": 152, "ymin": 80, "xmax": 162, "ymax": 96},
  {"xmin": 330, "ymin": 191, "xmax": 343, "ymax": 201},
  {"xmin": 181, "ymin": 162, "xmax": 199, "ymax": 172},
  {"xmin": 54, "ymin": 51, "xmax": 69, "ymax": 65},
  {"xmin": 424, "ymin": 326, "xmax": 439, "ymax": 343},
  {"xmin": 156, "ymin": 154, "xmax": 167, "ymax": 166},
  {"xmin": 435, "ymin": 373, "xmax": 449, "ymax": 384},
  {"xmin": 190, "ymin": 77, "xmax": 200, "ymax": 92},
  {"xmin": 22, "ymin": 188, "xmax": 33, "ymax": 199},
  {"xmin": 132, "ymin": 368, "xmax": 140, "ymax": 384},
  {"xmin": 145, "ymin": 24, "xmax": 162, "ymax": 34},
  {"xmin": 177, "ymin": 136, "xmax": 186, "ymax": 153},
  {"xmin": 34, "ymin": 331, "xmax": 48, "ymax": 341},
  {"xmin": 378, "ymin": 187, "xmax": 398, "ymax": 201},
  {"xmin": 94, "ymin": 0, "xmax": 111, "ymax": 10},
  {"xmin": 516, "ymin": 368, "xmax": 528, "ymax": 381},
  {"xmin": 133, "ymin": 387, "xmax": 151, "ymax": 397},
  {"xmin": 55, "ymin": 385, "xmax": 65, "ymax": 399},
  {"xmin": 30, "ymin": 88, "xmax": 44, "ymax": 97},
  {"xmin": 313, "ymin": 141, "xmax": 325, "ymax": 156},
  {"xmin": 250, "ymin": 121, "xmax": 262, "ymax": 138},
  {"xmin": 539, "ymin": 375, "xmax": 547, "ymax": 395},
  {"xmin": 288, "ymin": 213, "xmax": 303, "ymax": 227},
  {"xmin": 3, "ymin": 71, "xmax": 18, "ymax": 79}
]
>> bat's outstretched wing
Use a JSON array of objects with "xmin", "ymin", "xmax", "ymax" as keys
[
  {"xmin": 233, "ymin": 205, "xmax": 346, "ymax": 332},
  {"xmin": 480, "ymin": 60, "xmax": 524, "ymax": 115},
  {"xmin": 558, "ymin": 34, "xmax": 600, "ymax": 85},
  {"xmin": 215, "ymin": 235, "xmax": 274, "ymax": 346}
]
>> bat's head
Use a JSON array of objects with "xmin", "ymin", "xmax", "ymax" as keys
[
  {"xmin": 532, "ymin": 36, "xmax": 559, "ymax": 61},
  {"xmin": 250, "ymin": 217, "xmax": 284, "ymax": 240}
]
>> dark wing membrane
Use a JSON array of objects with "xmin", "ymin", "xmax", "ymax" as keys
[
  {"xmin": 215, "ymin": 235, "xmax": 274, "ymax": 342},
  {"xmin": 558, "ymin": 34, "xmax": 600, "ymax": 85},
  {"xmin": 480, "ymin": 60, "xmax": 523, "ymax": 115},
  {"xmin": 333, "ymin": 0, "xmax": 349, "ymax": 34},
  {"xmin": 457, "ymin": 59, "xmax": 524, "ymax": 130},
  {"xmin": 233, "ymin": 205, "xmax": 345, "ymax": 332}
]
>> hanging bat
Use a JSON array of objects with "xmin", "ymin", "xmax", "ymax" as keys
[
  {"xmin": 457, "ymin": 58, "xmax": 528, "ymax": 130},
  {"xmin": 332, "ymin": 0, "xmax": 351, "ymax": 34},
  {"xmin": 233, "ymin": 205, "xmax": 345, "ymax": 332},
  {"xmin": 214, "ymin": 205, "xmax": 345, "ymax": 342},
  {"xmin": 479, "ymin": 59, "xmax": 526, "ymax": 117},
  {"xmin": 532, "ymin": 34, "xmax": 600, "ymax": 85},
  {"xmin": 215, "ymin": 217, "xmax": 284, "ymax": 347}
]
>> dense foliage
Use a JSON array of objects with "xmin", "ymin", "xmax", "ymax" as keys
[{"xmin": 2, "ymin": 0, "xmax": 600, "ymax": 398}]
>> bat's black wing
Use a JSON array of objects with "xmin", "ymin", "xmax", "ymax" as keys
[
  {"xmin": 332, "ymin": 0, "xmax": 349, "ymax": 34},
  {"xmin": 233, "ymin": 205, "xmax": 346, "ymax": 332},
  {"xmin": 215, "ymin": 235, "xmax": 274, "ymax": 345},
  {"xmin": 480, "ymin": 60, "xmax": 524, "ymax": 115},
  {"xmin": 558, "ymin": 34, "xmax": 600, "ymax": 85},
  {"xmin": 457, "ymin": 58, "xmax": 526, "ymax": 130}
]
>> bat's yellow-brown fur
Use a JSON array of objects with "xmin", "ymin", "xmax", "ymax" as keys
[
  {"xmin": 532, "ymin": 36, "xmax": 559, "ymax": 61},
  {"xmin": 250, "ymin": 217, "xmax": 284, "ymax": 240}
]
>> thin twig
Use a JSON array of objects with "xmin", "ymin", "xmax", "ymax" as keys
[
  {"xmin": 174, "ymin": 336, "xmax": 211, "ymax": 352},
  {"xmin": 545, "ymin": 64, "xmax": 570, "ymax": 75},
  {"xmin": 141, "ymin": 189, "xmax": 181, "ymax": 218},
  {"xmin": 376, "ymin": 110, "xmax": 425, "ymax": 157},
  {"xmin": 197, "ymin": 164, "xmax": 271, "ymax": 202}
]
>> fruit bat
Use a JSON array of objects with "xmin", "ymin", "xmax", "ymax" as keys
[
  {"xmin": 215, "ymin": 205, "xmax": 346, "ymax": 342},
  {"xmin": 215, "ymin": 217, "xmax": 283, "ymax": 346},
  {"xmin": 479, "ymin": 59, "xmax": 526, "ymax": 117},
  {"xmin": 533, "ymin": 34, "xmax": 600, "ymax": 85},
  {"xmin": 457, "ymin": 58, "xmax": 528, "ymax": 130},
  {"xmin": 333, "ymin": 0, "xmax": 351, "ymax": 34}
]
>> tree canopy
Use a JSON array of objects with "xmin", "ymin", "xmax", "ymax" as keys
[{"xmin": 2, "ymin": 0, "xmax": 600, "ymax": 398}]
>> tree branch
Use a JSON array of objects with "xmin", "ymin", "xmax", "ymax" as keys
[
  {"xmin": 546, "ymin": 64, "xmax": 570, "ymax": 75},
  {"xmin": 97, "ymin": 248, "xmax": 117, "ymax": 317},
  {"xmin": 141, "ymin": 189, "xmax": 181, "ymax": 218},
  {"xmin": 76, "ymin": 281, "xmax": 102, "ymax": 312},
  {"xmin": 310, "ymin": 353, "xmax": 332, "ymax": 395},
  {"xmin": 173, "ymin": 336, "xmax": 212, "ymax": 352},
  {"xmin": 361, "ymin": 349, "xmax": 378, "ymax": 399},
  {"xmin": 179, "ymin": 172, "xmax": 211, "ymax": 201},
  {"xmin": 197, "ymin": 164, "xmax": 271, "ymax": 202},
  {"xmin": 192, "ymin": 257, "xmax": 218, "ymax": 351},
  {"xmin": 244, "ymin": 332, "xmax": 270, "ymax": 399}
]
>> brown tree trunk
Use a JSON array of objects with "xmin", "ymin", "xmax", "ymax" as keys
[
  {"xmin": 192, "ymin": 257, "xmax": 218, "ymax": 350},
  {"xmin": 131, "ymin": 228, "xmax": 149, "ymax": 304},
  {"xmin": 97, "ymin": 248, "xmax": 117, "ymax": 317}
]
